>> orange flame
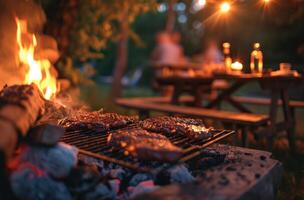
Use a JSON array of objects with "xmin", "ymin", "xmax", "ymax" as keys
[{"xmin": 15, "ymin": 18, "xmax": 58, "ymax": 100}]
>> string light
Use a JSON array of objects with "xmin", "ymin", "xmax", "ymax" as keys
[
  {"xmin": 220, "ymin": 2, "xmax": 231, "ymax": 13},
  {"xmin": 197, "ymin": 0, "xmax": 206, "ymax": 7}
]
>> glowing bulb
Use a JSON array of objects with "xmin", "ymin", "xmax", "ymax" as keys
[
  {"xmin": 264, "ymin": 0, "xmax": 270, "ymax": 3},
  {"xmin": 197, "ymin": 0, "xmax": 206, "ymax": 7},
  {"xmin": 231, "ymin": 61, "xmax": 243, "ymax": 71},
  {"xmin": 220, "ymin": 2, "xmax": 230, "ymax": 13},
  {"xmin": 193, "ymin": 0, "xmax": 206, "ymax": 11}
]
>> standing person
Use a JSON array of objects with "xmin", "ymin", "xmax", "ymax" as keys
[{"xmin": 150, "ymin": 31, "xmax": 186, "ymax": 96}]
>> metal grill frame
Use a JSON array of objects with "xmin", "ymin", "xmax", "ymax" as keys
[{"xmin": 61, "ymin": 126, "xmax": 235, "ymax": 173}]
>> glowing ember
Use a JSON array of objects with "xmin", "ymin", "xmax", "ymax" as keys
[{"xmin": 15, "ymin": 18, "xmax": 58, "ymax": 100}]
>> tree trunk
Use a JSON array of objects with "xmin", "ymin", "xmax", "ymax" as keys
[
  {"xmin": 111, "ymin": 3, "xmax": 129, "ymax": 99},
  {"xmin": 44, "ymin": 0, "xmax": 79, "ymax": 59},
  {"xmin": 165, "ymin": 0, "xmax": 177, "ymax": 33}
]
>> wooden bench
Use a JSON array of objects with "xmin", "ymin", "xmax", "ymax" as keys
[
  {"xmin": 116, "ymin": 98, "xmax": 269, "ymax": 146},
  {"xmin": 231, "ymin": 96, "xmax": 304, "ymax": 109},
  {"xmin": 142, "ymin": 95, "xmax": 304, "ymax": 108}
]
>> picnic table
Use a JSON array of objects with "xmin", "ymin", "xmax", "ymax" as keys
[
  {"xmin": 156, "ymin": 73, "xmax": 304, "ymax": 150},
  {"xmin": 151, "ymin": 62, "xmax": 205, "ymax": 79},
  {"xmin": 151, "ymin": 61, "xmax": 203, "ymax": 71}
]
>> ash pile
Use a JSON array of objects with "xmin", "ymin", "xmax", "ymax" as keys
[{"xmin": 0, "ymin": 84, "xmax": 229, "ymax": 200}]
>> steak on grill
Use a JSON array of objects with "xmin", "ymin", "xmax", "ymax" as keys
[
  {"xmin": 107, "ymin": 128, "xmax": 182, "ymax": 162},
  {"xmin": 58, "ymin": 111, "xmax": 138, "ymax": 132},
  {"xmin": 140, "ymin": 116, "xmax": 213, "ymax": 140}
]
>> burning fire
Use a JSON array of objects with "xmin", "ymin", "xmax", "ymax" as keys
[{"xmin": 15, "ymin": 18, "xmax": 57, "ymax": 100}]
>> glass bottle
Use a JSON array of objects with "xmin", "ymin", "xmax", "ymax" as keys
[
  {"xmin": 250, "ymin": 43, "xmax": 263, "ymax": 74},
  {"xmin": 223, "ymin": 42, "xmax": 232, "ymax": 72}
]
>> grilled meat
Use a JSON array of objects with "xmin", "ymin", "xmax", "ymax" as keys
[
  {"xmin": 140, "ymin": 116, "xmax": 213, "ymax": 140},
  {"xmin": 58, "ymin": 111, "xmax": 138, "ymax": 132},
  {"xmin": 107, "ymin": 128, "xmax": 182, "ymax": 162},
  {"xmin": 99, "ymin": 113, "xmax": 138, "ymax": 129}
]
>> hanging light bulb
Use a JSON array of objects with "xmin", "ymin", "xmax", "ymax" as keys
[
  {"xmin": 192, "ymin": 0, "xmax": 206, "ymax": 12},
  {"xmin": 219, "ymin": 2, "xmax": 231, "ymax": 13}
]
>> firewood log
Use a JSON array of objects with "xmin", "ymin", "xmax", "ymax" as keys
[{"xmin": 0, "ymin": 84, "xmax": 45, "ymax": 159}]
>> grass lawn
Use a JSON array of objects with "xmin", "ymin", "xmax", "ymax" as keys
[{"xmin": 79, "ymin": 83, "xmax": 304, "ymax": 200}]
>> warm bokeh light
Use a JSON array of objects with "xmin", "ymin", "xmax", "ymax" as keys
[
  {"xmin": 197, "ymin": 0, "xmax": 206, "ymax": 7},
  {"xmin": 192, "ymin": 0, "xmax": 206, "ymax": 12},
  {"xmin": 231, "ymin": 61, "xmax": 243, "ymax": 71},
  {"xmin": 220, "ymin": 2, "xmax": 231, "ymax": 13},
  {"xmin": 263, "ymin": 0, "xmax": 270, "ymax": 3},
  {"xmin": 223, "ymin": 42, "xmax": 230, "ymax": 49},
  {"xmin": 254, "ymin": 43, "xmax": 261, "ymax": 49}
]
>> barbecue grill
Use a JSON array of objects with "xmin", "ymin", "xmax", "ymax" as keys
[{"xmin": 60, "ymin": 126, "xmax": 235, "ymax": 174}]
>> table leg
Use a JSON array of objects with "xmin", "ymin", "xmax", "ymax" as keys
[
  {"xmin": 268, "ymin": 90, "xmax": 279, "ymax": 150},
  {"xmin": 206, "ymin": 81, "xmax": 246, "ymax": 109},
  {"xmin": 281, "ymin": 90, "xmax": 296, "ymax": 152},
  {"xmin": 226, "ymin": 97, "xmax": 252, "ymax": 113},
  {"xmin": 171, "ymin": 84, "xmax": 182, "ymax": 105},
  {"xmin": 241, "ymin": 126, "xmax": 249, "ymax": 147},
  {"xmin": 194, "ymin": 84, "xmax": 212, "ymax": 107}
]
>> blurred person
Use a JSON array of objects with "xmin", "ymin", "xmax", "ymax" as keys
[
  {"xmin": 193, "ymin": 39, "xmax": 224, "ymax": 74},
  {"xmin": 150, "ymin": 32, "xmax": 186, "ymax": 66},
  {"xmin": 150, "ymin": 32, "xmax": 187, "ymax": 96},
  {"xmin": 194, "ymin": 39, "xmax": 228, "ymax": 98}
]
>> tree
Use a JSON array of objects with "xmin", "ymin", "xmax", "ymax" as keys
[
  {"xmin": 98, "ymin": 0, "xmax": 158, "ymax": 99},
  {"xmin": 40, "ymin": 0, "xmax": 158, "ymax": 97},
  {"xmin": 166, "ymin": 0, "xmax": 177, "ymax": 32}
]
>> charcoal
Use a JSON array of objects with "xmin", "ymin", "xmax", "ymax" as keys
[
  {"xmin": 18, "ymin": 143, "xmax": 78, "ymax": 178},
  {"xmin": 10, "ymin": 163, "xmax": 72, "ymax": 200},
  {"xmin": 129, "ymin": 180, "xmax": 159, "ymax": 199},
  {"xmin": 109, "ymin": 179, "xmax": 120, "ymax": 195},
  {"xmin": 155, "ymin": 165, "xmax": 195, "ymax": 185},
  {"xmin": 107, "ymin": 168, "xmax": 126, "ymax": 180},
  {"xmin": 83, "ymin": 182, "xmax": 117, "ymax": 200},
  {"xmin": 65, "ymin": 165, "xmax": 101, "ymax": 195},
  {"xmin": 167, "ymin": 165, "xmax": 195, "ymax": 184},
  {"xmin": 129, "ymin": 173, "xmax": 153, "ymax": 187},
  {"xmin": 189, "ymin": 151, "xmax": 226, "ymax": 171}
]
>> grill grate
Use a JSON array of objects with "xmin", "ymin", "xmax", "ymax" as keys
[{"xmin": 60, "ymin": 126, "xmax": 235, "ymax": 173}]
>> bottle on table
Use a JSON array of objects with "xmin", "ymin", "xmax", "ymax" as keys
[
  {"xmin": 250, "ymin": 43, "xmax": 263, "ymax": 74},
  {"xmin": 223, "ymin": 42, "xmax": 232, "ymax": 72}
]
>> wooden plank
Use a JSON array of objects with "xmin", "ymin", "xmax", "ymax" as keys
[
  {"xmin": 116, "ymin": 98, "xmax": 269, "ymax": 125},
  {"xmin": 130, "ymin": 96, "xmax": 304, "ymax": 108},
  {"xmin": 206, "ymin": 80, "xmax": 246, "ymax": 109},
  {"xmin": 231, "ymin": 96, "xmax": 304, "ymax": 108}
]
